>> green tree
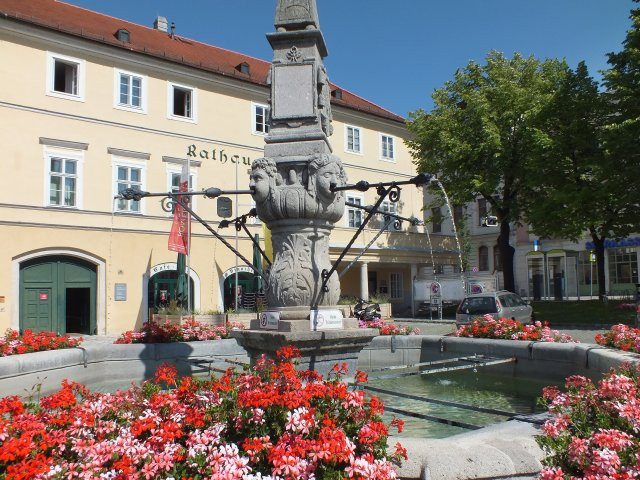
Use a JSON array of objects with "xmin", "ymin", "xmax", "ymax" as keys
[
  {"xmin": 524, "ymin": 62, "xmax": 611, "ymax": 298},
  {"xmin": 406, "ymin": 51, "xmax": 566, "ymax": 292},
  {"xmin": 526, "ymin": 0, "xmax": 640, "ymax": 300}
]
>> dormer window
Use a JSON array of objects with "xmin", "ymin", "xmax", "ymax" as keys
[
  {"xmin": 332, "ymin": 88, "xmax": 343, "ymax": 100},
  {"xmin": 237, "ymin": 62, "xmax": 250, "ymax": 75},
  {"xmin": 116, "ymin": 29, "xmax": 130, "ymax": 43}
]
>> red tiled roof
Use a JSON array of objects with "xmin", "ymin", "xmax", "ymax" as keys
[{"xmin": 0, "ymin": 0, "xmax": 405, "ymax": 123}]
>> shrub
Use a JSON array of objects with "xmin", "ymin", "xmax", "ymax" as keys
[
  {"xmin": 0, "ymin": 347, "xmax": 406, "ymax": 479},
  {"xmin": 0, "ymin": 329, "xmax": 82, "ymax": 357},
  {"xmin": 359, "ymin": 319, "xmax": 421, "ymax": 336},
  {"xmin": 537, "ymin": 364, "xmax": 640, "ymax": 479},
  {"xmin": 595, "ymin": 323, "xmax": 640, "ymax": 353},
  {"xmin": 114, "ymin": 319, "xmax": 244, "ymax": 344},
  {"xmin": 454, "ymin": 314, "xmax": 575, "ymax": 342}
]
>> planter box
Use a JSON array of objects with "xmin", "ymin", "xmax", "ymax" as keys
[
  {"xmin": 378, "ymin": 303, "xmax": 392, "ymax": 320},
  {"xmin": 193, "ymin": 314, "xmax": 226, "ymax": 327},
  {"xmin": 227, "ymin": 312, "xmax": 258, "ymax": 328},
  {"xmin": 152, "ymin": 314, "xmax": 194, "ymax": 326}
]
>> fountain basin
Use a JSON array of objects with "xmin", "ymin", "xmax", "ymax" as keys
[{"xmin": 1, "ymin": 335, "xmax": 637, "ymax": 479}]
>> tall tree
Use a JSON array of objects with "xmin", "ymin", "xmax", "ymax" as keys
[
  {"xmin": 526, "ymin": 2, "xmax": 640, "ymax": 300},
  {"xmin": 524, "ymin": 63, "xmax": 611, "ymax": 298},
  {"xmin": 406, "ymin": 51, "xmax": 566, "ymax": 292}
]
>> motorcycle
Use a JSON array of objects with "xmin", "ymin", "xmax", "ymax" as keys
[{"xmin": 353, "ymin": 298, "xmax": 382, "ymax": 322}]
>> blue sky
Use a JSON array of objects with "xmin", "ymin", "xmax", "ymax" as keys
[{"xmin": 63, "ymin": 0, "xmax": 635, "ymax": 117}]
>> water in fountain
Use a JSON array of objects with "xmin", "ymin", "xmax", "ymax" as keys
[
  {"xmin": 421, "ymin": 219, "xmax": 436, "ymax": 275},
  {"xmin": 433, "ymin": 180, "xmax": 464, "ymax": 275}
]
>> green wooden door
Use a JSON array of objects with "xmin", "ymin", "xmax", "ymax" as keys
[
  {"xmin": 20, "ymin": 256, "xmax": 96, "ymax": 334},
  {"xmin": 22, "ymin": 288, "xmax": 53, "ymax": 332}
]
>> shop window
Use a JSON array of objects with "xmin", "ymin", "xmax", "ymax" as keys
[
  {"xmin": 578, "ymin": 252, "xmax": 598, "ymax": 286},
  {"xmin": 380, "ymin": 134, "xmax": 395, "ymax": 161},
  {"xmin": 48, "ymin": 156, "xmax": 78, "ymax": 207},
  {"xmin": 608, "ymin": 247, "xmax": 638, "ymax": 284},
  {"xmin": 345, "ymin": 125, "xmax": 362, "ymax": 154},
  {"xmin": 253, "ymin": 103, "xmax": 269, "ymax": 134},
  {"xmin": 346, "ymin": 195, "xmax": 363, "ymax": 228},
  {"xmin": 47, "ymin": 52, "xmax": 85, "ymax": 101},
  {"xmin": 478, "ymin": 246, "xmax": 489, "ymax": 271},
  {"xmin": 390, "ymin": 272, "xmax": 403, "ymax": 299}
]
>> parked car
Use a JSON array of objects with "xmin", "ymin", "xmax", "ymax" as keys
[{"xmin": 455, "ymin": 291, "xmax": 533, "ymax": 327}]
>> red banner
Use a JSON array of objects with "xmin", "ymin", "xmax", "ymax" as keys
[{"xmin": 168, "ymin": 180, "xmax": 190, "ymax": 254}]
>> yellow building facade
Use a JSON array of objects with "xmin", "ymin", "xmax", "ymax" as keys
[{"xmin": 0, "ymin": 0, "xmax": 457, "ymax": 335}]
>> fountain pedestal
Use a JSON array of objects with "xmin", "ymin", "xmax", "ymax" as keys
[
  {"xmin": 231, "ymin": 0, "xmax": 376, "ymax": 376},
  {"xmin": 232, "ymin": 328, "xmax": 378, "ymax": 380}
]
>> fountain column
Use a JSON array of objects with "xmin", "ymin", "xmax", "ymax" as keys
[
  {"xmin": 360, "ymin": 262, "xmax": 369, "ymax": 301},
  {"xmin": 232, "ymin": 0, "xmax": 377, "ymax": 378}
]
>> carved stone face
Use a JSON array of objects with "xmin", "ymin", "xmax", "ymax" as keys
[
  {"xmin": 250, "ymin": 167, "xmax": 271, "ymax": 204},
  {"xmin": 316, "ymin": 161, "xmax": 340, "ymax": 202}
]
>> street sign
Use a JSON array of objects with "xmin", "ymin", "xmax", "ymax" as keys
[
  {"xmin": 311, "ymin": 309, "xmax": 343, "ymax": 331},
  {"xmin": 259, "ymin": 311, "xmax": 280, "ymax": 330}
]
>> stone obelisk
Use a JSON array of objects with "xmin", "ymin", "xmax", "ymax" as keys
[{"xmin": 233, "ymin": 0, "xmax": 377, "ymax": 377}]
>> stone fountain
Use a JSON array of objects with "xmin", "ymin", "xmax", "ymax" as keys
[{"xmin": 232, "ymin": 0, "xmax": 378, "ymax": 377}]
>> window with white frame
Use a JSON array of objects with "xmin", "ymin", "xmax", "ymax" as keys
[
  {"xmin": 345, "ymin": 125, "xmax": 362, "ymax": 154},
  {"xmin": 380, "ymin": 200, "xmax": 400, "ymax": 231},
  {"xmin": 346, "ymin": 195, "xmax": 363, "ymax": 228},
  {"xmin": 115, "ymin": 70, "xmax": 146, "ymax": 112},
  {"xmin": 48, "ymin": 156, "xmax": 78, "ymax": 207},
  {"xmin": 252, "ymin": 103, "xmax": 270, "ymax": 135},
  {"xmin": 46, "ymin": 52, "xmax": 85, "ymax": 101},
  {"xmin": 168, "ymin": 82, "xmax": 197, "ymax": 121},
  {"xmin": 168, "ymin": 170, "xmax": 196, "ymax": 214},
  {"xmin": 114, "ymin": 163, "xmax": 144, "ymax": 213},
  {"xmin": 380, "ymin": 134, "xmax": 395, "ymax": 161},
  {"xmin": 389, "ymin": 272, "xmax": 403, "ymax": 299}
]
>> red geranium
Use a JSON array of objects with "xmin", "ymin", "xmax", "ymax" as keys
[
  {"xmin": 0, "ymin": 349, "xmax": 405, "ymax": 479},
  {"xmin": 0, "ymin": 329, "xmax": 82, "ymax": 357}
]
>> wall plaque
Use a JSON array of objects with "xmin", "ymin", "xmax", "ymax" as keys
[
  {"xmin": 115, "ymin": 283, "xmax": 127, "ymax": 301},
  {"xmin": 272, "ymin": 64, "xmax": 314, "ymax": 119}
]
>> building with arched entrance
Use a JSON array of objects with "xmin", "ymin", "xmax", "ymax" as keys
[{"xmin": 0, "ymin": 0, "xmax": 459, "ymax": 334}]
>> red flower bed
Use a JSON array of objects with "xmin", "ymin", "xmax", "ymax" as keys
[
  {"xmin": 0, "ymin": 329, "xmax": 82, "ymax": 357},
  {"xmin": 595, "ymin": 323, "xmax": 640, "ymax": 353},
  {"xmin": 114, "ymin": 319, "xmax": 245, "ymax": 344},
  {"xmin": 537, "ymin": 364, "xmax": 640, "ymax": 479},
  {"xmin": 454, "ymin": 314, "xmax": 575, "ymax": 342},
  {"xmin": 0, "ymin": 347, "xmax": 406, "ymax": 479},
  {"xmin": 359, "ymin": 319, "xmax": 421, "ymax": 336}
]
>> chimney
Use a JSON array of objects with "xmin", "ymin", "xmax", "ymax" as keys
[{"xmin": 153, "ymin": 16, "xmax": 168, "ymax": 33}]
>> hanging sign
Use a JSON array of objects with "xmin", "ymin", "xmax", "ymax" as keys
[
  {"xmin": 311, "ymin": 309, "xmax": 343, "ymax": 331},
  {"xmin": 259, "ymin": 311, "xmax": 280, "ymax": 330},
  {"xmin": 168, "ymin": 164, "xmax": 191, "ymax": 254}
]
